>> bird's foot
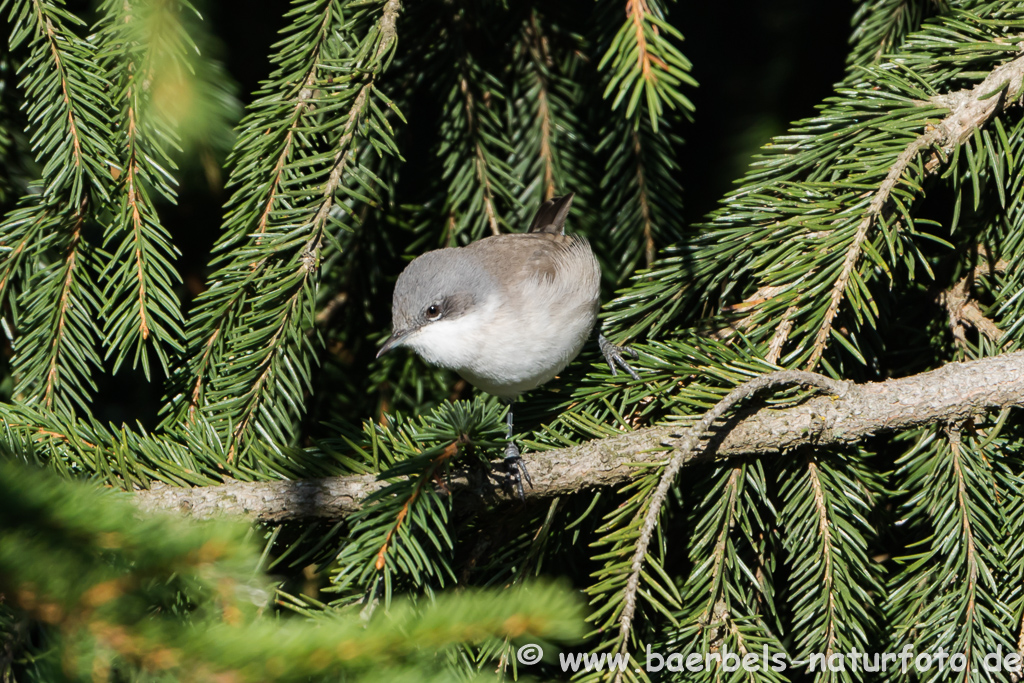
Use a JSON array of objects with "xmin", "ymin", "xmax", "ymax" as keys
[
  {"xmin": 504, "ymin": 441, "xmax": 533, "ymax": 501},
  {"xmin": 598, "ymin": 334, "xmax": 641, "ymax": 380}
]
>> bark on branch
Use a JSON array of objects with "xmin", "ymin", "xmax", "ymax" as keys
[{"xmin": 133, "ymin": 352, "xmax": 1024, "ymax": 522}]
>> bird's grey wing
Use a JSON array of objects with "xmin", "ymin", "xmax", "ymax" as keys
[
  {"xmin": 527, "ymin": 193, "xmax": 575, "ymax": 235},
  {"xmin": 469, "ymin": 233, "xmax": 585, "ymax": 286}
]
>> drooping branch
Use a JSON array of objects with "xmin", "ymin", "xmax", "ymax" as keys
[
  {"xmin": 614, "ymin": 369, "xmax": 849, "ymax": 675},
  {"xmin": 132, "ymin": 351, "xmax": 1024, "ymax": 522}
]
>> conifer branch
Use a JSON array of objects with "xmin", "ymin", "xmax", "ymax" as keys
[
  {"xmin": 808, "ymin": 51, "xmax": 1024, "ymax": 368},
  {"xmin": 463, "ymin": 77, "xmax": 501, "ymax": 237},
  {"xmin": 6, "ymin": 4, "xmax": 1024, "ymax": 677},
  {"xmin": 171, "ymin": 28, "xmax": 326, "ymax": 426},
  {"xmin": 777, "ymin": 447, "xmax": 884, "ymax": 673},
  {"xmin": 1, "ymin": 463, "xmax": 584, "ymax": 682},
  {"xmin": 11, "ymin": 0, "xmax": 116, "ymax": 201},
  {"xmin": 947, "ymin": 425, "xmax": 982, "ymax": 655},
  {"xmin": 226, "ymin": 83, "xmax": 375, "ymax": 460},
  {"xmin": 435, "ymin": 14, "xmax": 517, "ymax": 242},
  {"xmin": 527, "ymin": 15, "xmax": 556, "ymax": 201},
  {"xmin": 125, "ymin": 128, "xmax": 153, "ymax": 344},
  {"xmin": 13, "ymin": 206, "xmax": 103, "ymax": 414},
  {"xmin": 130, "ymin": 351, "xmax": 1024, "ymax": 521},
  {"xmin": 692, "ymin": 468, "xmax": 741, "ymax": 644},
  {"xmin": 97, "ymin": 0, "xmax": 196, "ymax": 377},
  {"xmin": 593, "ymin": 0, "xmax": 691, "ymax": 282},
  {"xmin": 626, "ymin": 0, "xmax": 652, "ymax": 78},
  {"xmin": 596, "ymin": 117, "xmax": 684, "ymax": 282},
  {"xmin": 613, "ymin": 370, "xmax": 848, "ymax": 673},
  {"xmin": 332, "ymin": 418, "xmax": 465, "ymax": 599},
  {"xmin": 0, "ymin": 204, "xmax": 47, "ymax": 307},
  {"xmin": 765, "ymin": 305, "xmax": 797, "ymax": 365},
  {"xmin": 598, "ymin": 0, "xmax": 694, "ymax": 130},
  {"xmin": 40, "ymin": 212, "xmax": 86, "ymax": 408},
  {"xmin": 37, "ymin": 9, "xmax": 87, "ymax": 193},
  {"xmin": 848, "ymin": 0, "xmax": 947, "ymax": 66},
  {"xmin": 183, "ymin": 68, "xmax": 319, "ymax": 420},
  {"xmin": 536, "ymin": 84, "xmax": 555, "ymax": 201},
  {"xmin": 631, "ymin": 129, "xmax": 655, "ymax": 267},
  {"xmin": 806, "ymin": 458, "xmax": 838, "ymax": 659},
  {"xmin": 509, "ymin": 13, "xmax": 584, "ymax": 226},
  {"xmin": 257, "ymin": 76, "xmax": 317, "ymax": 238},
  {"xmin": 888, "ymin": 418, "xmax": 1005, "ymax": 668},
  {"xmin": 3, "ymin": 0, "xmax": 115, "ymax": 412},
  {"xmin": 165, "ymin": 0, "xmax": 403, "ymax": 459}
]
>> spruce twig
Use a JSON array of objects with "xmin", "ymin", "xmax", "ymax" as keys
[{"xmin": 612, "ymin": 371, "xmax": 849, "ymax": 676}]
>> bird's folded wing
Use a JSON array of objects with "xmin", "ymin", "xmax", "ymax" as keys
[{"xmin": 469, "ymin": 233, "xmax": 589, "ymax": 287}]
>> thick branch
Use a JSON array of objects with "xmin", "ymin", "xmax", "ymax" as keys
[{"xmin": 133, "ymin": 352, "xmax": 1024, "ymax": 522}]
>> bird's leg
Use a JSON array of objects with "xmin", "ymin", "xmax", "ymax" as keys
[
  {"xmin": 502, "ymin": 402, "xmax": 532, "ymax": 501},
  {"xmin": 598, "ymin": 333, "xmax": 642, "ymax": 380}
]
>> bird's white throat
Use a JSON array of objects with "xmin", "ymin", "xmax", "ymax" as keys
[{"xmin": 404, "ymin": 294, "xmax": 595, "ymax": 400}]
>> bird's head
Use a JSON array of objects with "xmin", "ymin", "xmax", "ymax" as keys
[{"xmin": 377, "ymin": 248, "xmax": 495, "ymax": 360}]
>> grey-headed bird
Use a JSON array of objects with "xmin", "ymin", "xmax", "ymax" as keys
[{"xmin": 377, "ymin": 194, "xmax": 640, "ymax": 497}]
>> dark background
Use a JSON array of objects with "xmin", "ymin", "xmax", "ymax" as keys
[{"xmin": 183, "ymin": 0, "xmax": 853, "ymax": 276}]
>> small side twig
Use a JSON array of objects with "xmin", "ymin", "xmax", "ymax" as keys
[
  {"xmin": 941, "ymin": 272, "xmax": 1005, "ymax": 349},
  {"xmin": 766, "ymin": 306, "xmax": 798, "ymax": 365},
  {"xmin": 613, "ymin": 370, "xmax": 850, "ymax": 678}
]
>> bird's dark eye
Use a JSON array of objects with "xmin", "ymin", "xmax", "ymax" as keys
[{"xmin": 425, "ymin": 304, "xmax": 442, "ymax": 321}]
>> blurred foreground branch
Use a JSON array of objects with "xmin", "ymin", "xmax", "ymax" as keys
[{"xmin": 133, "ymin": 352, "xmax": 1024, "ymax": 521}]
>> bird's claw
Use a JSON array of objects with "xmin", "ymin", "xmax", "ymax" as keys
[
  {"xmin": 504, "ymin": 441, "xmax": 532, "ymax": 501},
  {"xmin": 598, "ymin": 333, "xmax": 642, "ymax": 381}
]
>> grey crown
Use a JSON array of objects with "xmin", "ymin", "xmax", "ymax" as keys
[{"xmin": 390, "ymin": 248, "xmax": 495, "ymax": 335}]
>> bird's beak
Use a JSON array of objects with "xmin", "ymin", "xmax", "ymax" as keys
[{"xmin": 376, "ymin": 329, "xmax": 410, "ymax": 358}]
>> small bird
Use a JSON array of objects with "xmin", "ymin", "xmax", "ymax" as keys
[{"xmin": 377, "ymin": 194, "xmax": 640, "ymax": 497}]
